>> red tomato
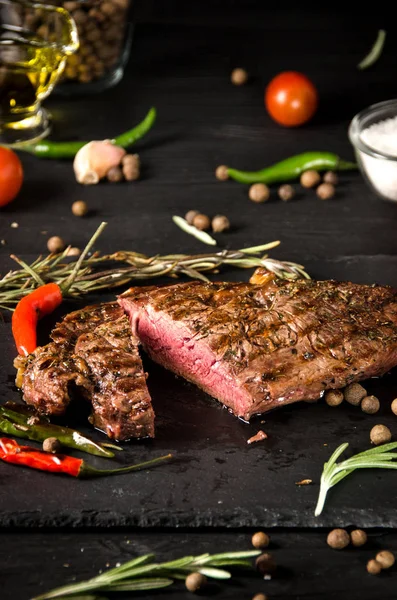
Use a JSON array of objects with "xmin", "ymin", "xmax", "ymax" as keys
[
  {"xmin": 265, "ymin": 71, "xmax": 318, "ymax": 127},
  {"xmin": 0, "ymin": 147, "xmax": 23, "ymax": 207}
]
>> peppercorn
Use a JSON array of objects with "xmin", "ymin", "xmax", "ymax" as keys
[
  {"xmin": 122, "ymin": 154, "xmax": 140, "ymax": 181},
  {"xmin": 361, "ymin": 395, "xmax": 380, "ymax": 415},
  {"xmin": 212, "ymin": 215, "xmax": 230, "ymax": 233},
  {"xmin": 71, "ymin": 200, "xmax": 88, "ymax": 217},
  {"xmin": 325, "ymin": 390, "xmax": 344, "ymax": 407},
  {"xmin": 391, "ymin": 398, "xmax": 397, "ymax": 415},
  {"xmin": 249, "ymin": 183, "xmax": 270, "ymax": 203},
  {"xmin": 256, "ymin": 553, "xmax": 276, "ymax": 575},
  {"xmin": 215, "ymin": 165, "xmax": 229, "ymax": 181},
  {"xmin": 251, "ymin": 531, "xmax": 270, "ymax": 549},
  {"xmin": 107, "ymin": 166, "xmax": 123, "ymax": 183},
  {"xmin": 47, "ymin": 236, "xmax": 66, "ymax": 253},
  {"xmin": 278, "ymin": 184, "xmax": 295, "ymax": 201},
  {"xmin": 367, "ymin": 559, "xmax": 382, "ymax": 575},
  {"xmin": 66, "ymin": 247, "xmax": 81, "ymax": 257},
  {"xmin": 375, "ymin": 550, "xmax": 395, "ymax": 569},
  {"xmin": 326, "ymin": 528, "xmax": 350, "ymax": 550},
  {"xmin": 192, "ymin": 213, "xmax": 211, "ymax": 231},
  {"xmin": 185, "ymin": 210, "xmax": 200, "ymax": 225},
  {"xmin": 316, "ymin": 182, "xmax": 335, "ymax": 200},
  {"xmin": 300, "ymin": 170, "xmax": 321, "ymax": 188},
  {"xmin": 323, "ymin": 171, "xmax": 339, "ymax": 185},
  {"xmin": 42, "ymin": 437, "xmax": 62, "ymax": 454},
  {"xmin": 252, "ymin": 594, "xmax": 268, "ymax": 600},
  {"xmin": 185, "ymin": 572, "xmax": 207, "ymax": 593},
  {"xmin": 344, "ymin": 383, "xmax": 367, "ymax": 406},
  {"xmin": 370, "ymin": 424, "xmax": 392, "ymax": 445},
  {"xmin": 350, "ymin": 529, "xmax": 367, "ymax": 547},
  {"xmin": 231, "ymin": 67, "xmax": 248, "ymax": 86}
]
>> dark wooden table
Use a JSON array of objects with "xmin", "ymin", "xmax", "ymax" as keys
[{"xmin": 2, "ymin": 4, "xmax": 397, "ymax": 599}]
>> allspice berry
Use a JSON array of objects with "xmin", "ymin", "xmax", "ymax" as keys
[
  {"xmin": 325, "ymin": 390, "xmax": 344, "ymax": 407},
  {"xmin": 278, "ymin": 184, "xmax": 295, "ymax": 201},
  {"xmin": 350, "ymin": 529, "xmax": 367, "ymax": 547},
  {"xmin": 47, "ymin": 236, "xmax": 66, "ymax": 253},
  {"xmin": 192, "ymin": 213, "xmax": 211, "ymax": 231},
  {"xmin": 42, "ymin": 437, "xmax": 62, "ymax": 453},
  {"xmin": 215, "ymin": 165, "xmax": 229, "ymax": 181},
  {"xmin": 231, "ymin": 67, "xmax": 248, "ymax": 86},
  {"xmin": 323, "ymin": 171, "xmax": 339, "ymax": 185},
  {"xmin": 212, "ymin": 215, "xmax": 230, "ymax": 233},
  {"xmin": 367, "ymin": 559, "xmax": 382, "ymax": 575},
  {"xmin": 300, "ymin": 170, "xmax": 321, "ymax": 188},
  {"xmin": 249, "ymin": 183, "xmax": 270, "ymax": 203},
  {"xmin": 185, "ymin": 572, "xmax": 206, "ymax": 592},
  {"xmin": 361, "ymin": 395, "xmax": 380, "ymax": 415},
  {"xmin": 66, "ymin": 247, "xmax": 81, "ymax": 257},
  {"xmin": 256, "ymin": 552, "xmax": 276, "ymax": 575},
  {"xmin": 251, "ymin": 531, "xmax": 270, "ymax": 549},
  {"xmin": 391, "ymin": 398, "xmax": 397, "ymax": 415},
  {"xmin": 316, "ymin": 182, "xmax": 335, "ymax": 200},
  {"xmin": 71, "ymin": 200, "xmax": 88, "ymax": 217},
  {"xmin": 326, "ymin": 528, "xmax": 350, "ymax": 550},
  {"xmin": 122, "ymin": 154, "xmax": 140, "ymax": 181},
  {"xmin": 107, "ymin": 166, "xmax": 123, "ymax": 183},
  {"xmin": 375, "ymin": 550, "xmax": 395, "ymax": 569},
  {"xmin": 370, "ymin": 424, "xmax": 392, "ymax": 445},
  {"xmin": 185, "ymin": 210, "xmax": 200, "ymax": 225},
  {"xmin": 344, "ymin": 383, "xmax": 367, "ymax": 406}
]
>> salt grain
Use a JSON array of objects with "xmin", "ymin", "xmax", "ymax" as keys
[{"xmin": 360, "ymin": 116, "xmax": 397, "ymax": 201}]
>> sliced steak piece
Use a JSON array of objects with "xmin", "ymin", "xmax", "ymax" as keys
[
  {"xmin": 119, "ymin": 277, "xmax": 397, "ymax": 420},
  {"xmin": 17, "ymin": 302, "xmax": 154, "ymax": 440}
]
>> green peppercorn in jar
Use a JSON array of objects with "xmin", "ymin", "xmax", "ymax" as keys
[{"xmin": 25, "ymin": 0, "xmax": 132, "ymax": 92}]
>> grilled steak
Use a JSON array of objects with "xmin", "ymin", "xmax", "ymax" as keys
[
  {"xmin": 17, "ymin": 302, "xmax": 154, "ymax": 440},
  {"xmin": 119, "ymin": 276, "xmax": 397, "ymax": 420}
]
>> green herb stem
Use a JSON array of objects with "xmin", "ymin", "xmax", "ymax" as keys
[
  {"xmin": 358, "ymin": 29, "xmax": 387, "ymax": 70},
  {"xmin": 315, "ymin": 441, "xmax": 397, "ymax": 516},
  {"xmin": 32, "ymin": 549, "xmax": 260, "ymax": 599}
]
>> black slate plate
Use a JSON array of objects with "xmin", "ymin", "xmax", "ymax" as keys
[{"xmin": 1, "ymin": 264, "xmax": 397, "ymax": 530}]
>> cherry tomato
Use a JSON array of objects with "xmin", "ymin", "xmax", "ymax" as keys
[
  {"xmin": 0, "ymin": 147, "xmax": 23, "ymax": 207},
  {"xmin": 265, "ymin": 71, "xmax": 318, "ymax": 127}
]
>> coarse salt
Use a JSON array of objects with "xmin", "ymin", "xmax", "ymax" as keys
[{"xmin": 360, "ymin": 116, "xmax": 397, "ymax": 201}]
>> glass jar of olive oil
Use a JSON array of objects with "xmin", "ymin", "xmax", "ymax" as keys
[{"xmin": 28, "ymin": 0, "xmax": 132, "ymax": 93}]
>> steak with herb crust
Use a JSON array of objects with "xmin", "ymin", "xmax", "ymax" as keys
[
  {"xmin": 119, "ymin": 276, "xmax": 397, "ymax": 420},
  {"xmin": 16, "ymin": 302, "xmax": 154, "ymax": 440}
]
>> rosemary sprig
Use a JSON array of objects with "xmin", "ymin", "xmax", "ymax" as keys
[
  {"xmin": 172, "ymin": 215, "xmax": 217, "ymax": 246},
  {"xmin": 315, "ymin": 441, "xmax": 397, "ymax": 516},
  {"xmin": 33, "ymin": 549, "xmax": 260, "ymax": 599},
  {"xmin": 357, "ymin": 29, "xmax": 386, "ymax": 70},
  {"xmin": 0, "ymin": 224, "xmax": 309, "ymax": 310}
]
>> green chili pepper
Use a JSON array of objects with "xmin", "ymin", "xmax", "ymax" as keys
[
  {"xmin": 21, "ymin": 107, "xmax": 157, "ymax": 159},
  {"xmin": 226, "ymin": 152, "xmax": 357, "ymax": 185},
  {"xmin": 0, "ymin": 404, "xmax": 121, "ymax": 458}
]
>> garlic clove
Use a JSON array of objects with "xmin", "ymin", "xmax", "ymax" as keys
[{"xmin": 73, "ymin": 140, "xmax": 126, "ymax": 185}]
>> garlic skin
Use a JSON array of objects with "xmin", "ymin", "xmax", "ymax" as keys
[{"xmin": 73, "ymin": 140, "xmax": 126, "ymax": 185}]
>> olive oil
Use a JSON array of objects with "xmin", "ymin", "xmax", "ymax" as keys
[
  {"xmin": 0, "ymin": 29, "xmax": 66, "ymax": 120},
  {"xmin": 0, "ymin": 0, "xmax": 78, "ymax": 145}
]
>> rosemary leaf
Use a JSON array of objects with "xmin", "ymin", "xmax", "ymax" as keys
[
  {"xmin": 172, "ymin": 216, "xmax": 217, "ymax": 246},
  {"xmin": 33, "ymin": 549, "xmax": 260, "ymax": 600},
  {"xmin": 315, "ymin": 442, "xmax": 397, "ymax": 516},
  {"xmin": 358, "ymin": 29, "xmax": 386, "ymax": 70}
]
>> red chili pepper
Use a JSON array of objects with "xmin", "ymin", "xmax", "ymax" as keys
[
  {"xmin": 12, "ymin": 283, "xmax": 63, "ymax": 356},
  {"xmin": 0, "ymin": 438, "xmax": 171, "ymax": 478}
]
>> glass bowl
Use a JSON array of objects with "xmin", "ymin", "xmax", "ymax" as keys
[{"xmin": 348, "ymin": 99, "xmax": 397, "ymax": 203}]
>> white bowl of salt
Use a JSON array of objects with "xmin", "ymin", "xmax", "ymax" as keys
[{"xmin": 349, "ymin": 99, "xmax": 397, "ymax": 202}]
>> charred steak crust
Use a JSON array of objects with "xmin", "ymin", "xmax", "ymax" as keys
[
  {"xmin": 19, "ymin": 302, "xmax": 154, "ymax": 440},
  {"xmin": 119, "ymin": 278, "xmax": 397, "ymax": 420}
]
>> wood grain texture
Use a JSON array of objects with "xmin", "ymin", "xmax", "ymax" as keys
[{"xmin": 2, "ymin": 530, "xmax": 397, "ymax": 600}]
